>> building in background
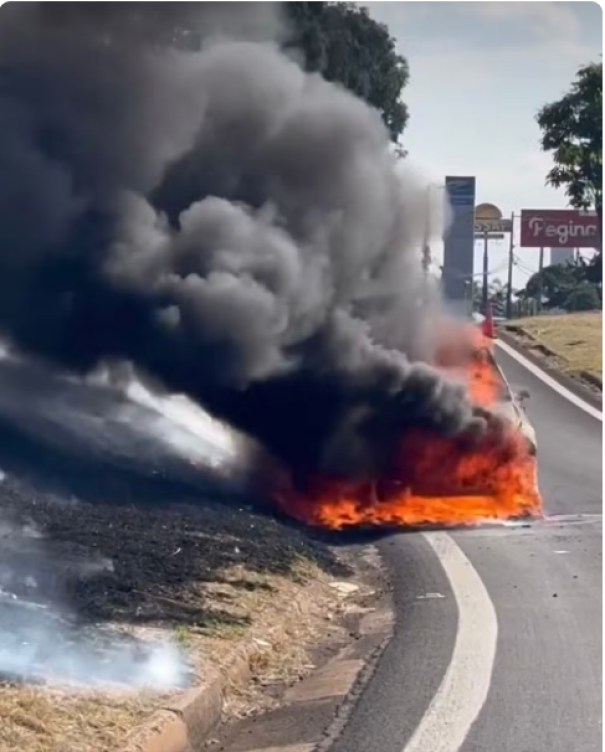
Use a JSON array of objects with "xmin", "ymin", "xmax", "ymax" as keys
[{"xmin": 550, "ymin": 247, "xmax": 576, "ymax": 266}]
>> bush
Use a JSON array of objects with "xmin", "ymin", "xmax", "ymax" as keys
[{"xmin": 563, "ymin": 283, "xmax": 601, "ymax": 312}]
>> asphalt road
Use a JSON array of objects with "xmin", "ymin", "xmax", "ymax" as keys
[
  {"xmin": 329, "ymin": 343, "xmax": 602, "ymax": 752},
  {"xmin": 0, "ymin": 343, "xmax": 601, "ymax": 751}
]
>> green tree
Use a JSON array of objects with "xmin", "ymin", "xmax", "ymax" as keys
[
  {"xmin": 563, "ymin": 282, "xmax": 601, "ymax": 311},
  {"xmin": 285, "ymin": 3, "xmax": 410, "ymax": 147},
  {"xmin": 520, "ymin": 262, "xmax": 601, "ymax": 310},
  {"xmin": 580, "ymin": 250, "xmax": 603, "ymax": 287},
  {"xmin": 537, "ymin": 61, "xmax": 603, "ymax": 281},
  {"xmin": 537, "ymin": 62, "xmax": 602, "ymax": 217}
]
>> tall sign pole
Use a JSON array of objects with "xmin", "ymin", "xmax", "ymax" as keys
[
  {"xmin": 474, "ymin": 203, "xmax": 512, "ymax": 316},
  {"xmin": 537, "ymin": 246, "xmax": 544, "ymax": 313},
  {"xmin": 482, "ymin": 229, "xmax": 489, "ymax": 312},
  {"xmin": 506, "ymin": 212, "xmax": 515, "ymax": 319}
]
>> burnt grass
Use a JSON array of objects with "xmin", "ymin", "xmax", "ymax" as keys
[{"xmin": 0, "ymin": 356, "xmax": 351, "ymax": 632}]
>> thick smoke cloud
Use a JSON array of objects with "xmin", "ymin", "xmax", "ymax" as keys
[{"xmin": 0, "ymin": 2, "xmax": 487, "ymax": 479}]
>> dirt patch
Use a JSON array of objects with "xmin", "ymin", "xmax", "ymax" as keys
[{"xmin": 503, "ymin": 312, "xmax": 602, "ymax": 390}]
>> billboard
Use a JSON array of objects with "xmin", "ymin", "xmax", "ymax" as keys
[
  {"xmin": 443, "ymin": 177, "xmax": 476, "ymax": 307},
  {"xmin": 474, "ymin": 202, "xmax": 512, "ymax": 235},
  {"xmin": 474, "ymin": 218, "xmax": 513, "ymax": 234},
  {"xmin": 520, "ymin": 210, "xmax": 600, "ymax": 248}
]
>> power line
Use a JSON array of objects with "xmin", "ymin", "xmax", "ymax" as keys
[
  {"xmin": 514, "ymin": 267, "xmax": 536, "ymax": 279},
  {"xmin": 513, "ymin": 255, "xmax": 539, "ymax": 276},
  {"xmin": 440, "ymin": 261, "xmax": 510, "ymax": 281}
]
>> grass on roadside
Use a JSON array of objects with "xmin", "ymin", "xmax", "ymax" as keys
[
  {"xmin": 0, "ymin": 689, "xmax": 154, "ymax": 752},
  {"xmin": 0, "ymin": 489, "xmax": 351, "ymax": 752},
  {"xmin": 0, "ymin": 351, "xmax": 358, "ymax": 752},
  {"xmin": 504, "ymin": 311, "xmax": 602, "ymax": 380},
  {"xmin": 0, "ymin": 559, "xmax": 344, "ymax": 752}
]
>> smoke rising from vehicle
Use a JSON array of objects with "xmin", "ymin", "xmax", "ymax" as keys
[{"xmin": 0, "ymin": 2, "xmax": 489, "ymax": 482}]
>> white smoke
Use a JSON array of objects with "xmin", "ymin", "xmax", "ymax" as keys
[{"xmin": 0, "ymin": 513, "xmax": 189, "ymax": 688}]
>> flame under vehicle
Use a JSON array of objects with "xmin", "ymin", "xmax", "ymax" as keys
[{"xmin": 270, "ymin": 326, "xmax": 542, "ymax": 530}]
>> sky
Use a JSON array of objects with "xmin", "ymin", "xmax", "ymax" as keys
[{"xmin": 364, "ymin": 1, "xmax": 602, "ymax": 287}]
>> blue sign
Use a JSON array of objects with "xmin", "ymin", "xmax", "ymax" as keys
[
  {"xmin": 446, "ymin": 177, "xmax": 476, "ymax": 206},
  {"xmin": 443, "ymin": 176, "xmax": 476, "ymax": 310}
]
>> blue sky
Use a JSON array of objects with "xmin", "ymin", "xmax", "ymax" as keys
[{"xmin": 365, "ymin": 1, "xmax": 602, "ymax": 286}]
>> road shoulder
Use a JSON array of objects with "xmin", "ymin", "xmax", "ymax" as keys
[
  {"xmin": 498, "ymin": 326, "xmax": 602, "ymax": 410},
  {"xmin": 200, "ymin": 545, "xmax": 393, "ymax": 752}
]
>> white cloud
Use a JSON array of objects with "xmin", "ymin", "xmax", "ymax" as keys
[
  {"xmin": 473, "ymin": 151, "xmax": 565, "ymax": 211},
  {"xmin": 460, "ymin": 2, "xmax": 582, "ymax": 42},
  {"xmin": 408, "ymin": 34, "xmax": 599, "ymax": 79},
  {"xmin": 407, "ymin": 44, "xmax": 494, "ymax": 89},
  {"xmin": 364, "ymin": 0, "xmax": 600, "ymax": 266}
]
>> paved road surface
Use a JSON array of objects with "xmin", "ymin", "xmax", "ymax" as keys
[
  {"xmin": 328, "ymin": 343, "xmax": 602, "ymax": 752},
  {"xmin": 0, "ymin": 343, "xmax": 600, "ymax": 752}
]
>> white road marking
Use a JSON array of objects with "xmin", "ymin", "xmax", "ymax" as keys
[
  {"xmin": 416, "ymin": 592, "xmax": 445, "ymax": 600},
  {"xmin": 403, "ymin": 532, "xmax": 498, "ymax": 752},
  {"xmin": 545, "ymin": 513, "xmax": 602, "ymax": 523},
  {"xmin": 495, "ymin": 339, "xmax": 602, "ymax": 422}
]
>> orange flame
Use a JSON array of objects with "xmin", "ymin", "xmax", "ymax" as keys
[
  {"xmin": 433, "ymin": 323, "xmax": 503, "ymax": 406},
  {"xmin": 273, "ymin": 322, "xmax": 542, "ymax": 530}
]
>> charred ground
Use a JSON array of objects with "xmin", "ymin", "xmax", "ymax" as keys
[{"xmin": 0, "ymin": 356, "xmax": 349, "ymax": 633}]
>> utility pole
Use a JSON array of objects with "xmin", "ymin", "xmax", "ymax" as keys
[
  {"xmin": 481, "ymin": 229, "xmax": 489, "ymax": 313},
  {"xmin": 536, "ymin": 246, "xmax": 544, "ymax": 313},
  {"xmin": 422, "ymin": 188, "xmax": 431, "ymax": 275},
  {"xmin": 463, "ymin": 277, "xmax": 471, "ymax": 312},
  {"xmin": 506, "ymin": 211, "xmax": 515, "ymax": 319}
]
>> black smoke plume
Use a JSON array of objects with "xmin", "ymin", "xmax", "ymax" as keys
[{"xmin": 0, "ymin": 2, "xmax": 488, "ymax": 480}]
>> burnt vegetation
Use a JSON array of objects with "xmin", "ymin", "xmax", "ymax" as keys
[{"xmin": 0, "ymin": 356, "xmax": 350, "ymax": 632}]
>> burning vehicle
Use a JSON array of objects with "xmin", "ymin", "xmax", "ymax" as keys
[{"xmin": 272, "ymin": 329, "xmax": 541, "ymax": 530}]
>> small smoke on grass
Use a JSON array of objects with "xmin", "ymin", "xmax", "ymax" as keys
[{"xmin": 0, "ymin": 514, "xmax": 190, "ymax": 689}]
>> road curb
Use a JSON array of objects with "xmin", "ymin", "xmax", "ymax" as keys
[
  {"xmin": 497, "ymin": 328, "xmax": 602, "ymax": 411},
  {"xmin": 118, "ymin": 587, "xmax": 313, "ymax": 752}
]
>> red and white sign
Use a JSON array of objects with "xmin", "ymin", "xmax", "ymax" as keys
[{"xmin": 520, "ymin": 209, "xmax": 601, "ymax": 248}]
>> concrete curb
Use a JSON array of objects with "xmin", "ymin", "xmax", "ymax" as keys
[
  {"xmin": 118, "ymin": 587, "xmax": 313, "ymax": 752},
  {"xmin": 498, "ymin": 327, "xmax": 602, "ymax": 411}
]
